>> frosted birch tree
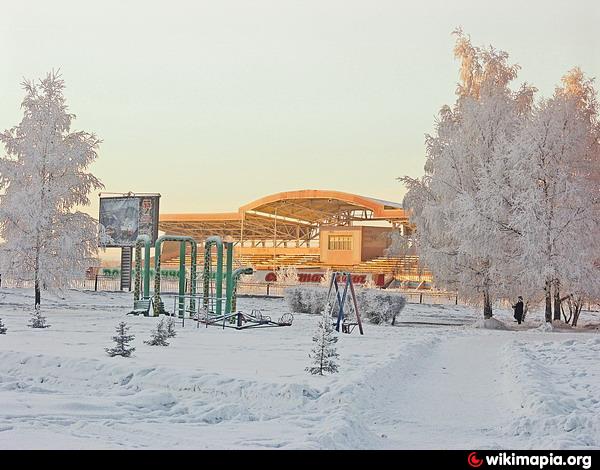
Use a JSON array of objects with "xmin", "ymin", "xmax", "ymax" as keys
[
  {"xmin": 509, "ymin": 68, "xmax": 600, "ymax": 321},
  {"xmin": 0, "ymin": 71, "xmax": 103, "ymax": 310},
  {"xmin": 401, "ymin": 30, "xmax": 534, "ymax": 318}
]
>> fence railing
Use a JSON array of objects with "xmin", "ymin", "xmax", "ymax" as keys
[
  {"xmin": 388, "ymin": 289, "xmax": 458, "ymax": 305},
  {"xmin": 0, "ymin": 276, "xmax": 456, "ymax": 301}
]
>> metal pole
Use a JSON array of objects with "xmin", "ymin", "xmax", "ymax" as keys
[
  {"xmin": 178, "ymin": 241, "xmax": 186, "ymax": 317},
  {"xmin": 225, "ymin": 242, "xmax": 234, "ymax": 314},
  {"xmin": 153, "ymin": 239, "xmax": 162, "ymax": 316},
  {"xmin": 336, "ymin": 275, "xmax": 350, "ymax": 332},
  {"xmin": 348, "ymin": 276, "xmax": 364, "ymax": 335},
  {"xmin": 143, "ymin": 239, "xmax": 151, "ymax": 299},
  {"xmin": 205, "ymin": 237, "xmax": 224, "ymax": 315},
  {"xmin": 273, "ymin": 207, "xmax": 277, "ymax": 254}
]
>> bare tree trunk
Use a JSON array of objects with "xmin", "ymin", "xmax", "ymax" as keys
[
  {"xmin": 34, "ymin": 279, "xmax": 41, "ymax": 310},
  {"xmin": 483, "ymin": 289, "xmax": 492, "ymax": 319},
  {"xmin": 34, "ymin": 238, "xmax": 41, "ymax": 310},
  {"xmin": 572, "ymin": 298, "xmax": 583, "ymax": 327},
  {"xmin": 553, "ymin": 280, "xmax": 561, "ymax": 321},
  {"xmin": 544, "ymin": 279, "xmax": 552, "ymax": 322}
]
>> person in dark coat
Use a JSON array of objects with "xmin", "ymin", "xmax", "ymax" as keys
[{"xmin": 513, "ymin": 296, "xmax": 524, "ymax": 324}]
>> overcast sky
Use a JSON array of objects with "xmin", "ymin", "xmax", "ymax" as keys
[{"xmin": 2, "ymin": 0, "xmax": 598, "ymax": 216}]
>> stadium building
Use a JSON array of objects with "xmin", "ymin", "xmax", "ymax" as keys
[{"xmin": 158, "ymin": 190, "xmax": 432, "ymax": 288}]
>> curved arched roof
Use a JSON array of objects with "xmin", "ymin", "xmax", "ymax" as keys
[
  {"xmin": 159, "ymin": 189, "xmax": 407, "ymax": 241},
  {"xmin": 239, "ymin": 189, "xmax": 405, "ymax": 223}
]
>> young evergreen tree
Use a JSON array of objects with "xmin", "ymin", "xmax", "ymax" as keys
[
  {"xmin": 0, "ymin": 318, "xmax": 7, "ymax": 334},
  {"xmin": 144, "ymin": 318, "xmax": 169, "ymax": 346},
  {"xmin": 106, "ymin": 322, "xmax": 135, "ymax": 357},
  {"xmin": 306, "ymin": 308, "xmax": 340, "ymax": 376},
  {"xmin": 28, "ymin": 307, "xmax": 50, "ymax": 328},
  {"xmin": 165, "ymin": 317, "xmax": 177, "ymax": 338}
]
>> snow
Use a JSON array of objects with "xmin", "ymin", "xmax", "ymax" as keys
[
  {"xmin": 504, "ymin": 337, "xmax": 600, "ymax": 448},
  {"xmin": 473, "ymin": 317, "xmax": 510, "ymax": 330},
  {"xmin": 0, "ymin": 288, "xmax": 598, "ymax": 449}
]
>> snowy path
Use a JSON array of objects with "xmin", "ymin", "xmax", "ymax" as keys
[
  {"xmin": 358, "ymin": 329, "xmax": 600, "ymax": 449},
  {"xmin": 359, "ymin": 331, "xmax": 519, "ymax": 448}
]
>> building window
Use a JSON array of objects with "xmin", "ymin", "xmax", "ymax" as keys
[{"xmin": 328, "ymin": 235, "xmax": 353, "ymax": 251}]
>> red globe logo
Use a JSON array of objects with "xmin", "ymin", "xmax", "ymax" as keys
[{"xmin": 468, "ymin": 452, "xmax": 483, "ymax": 468}]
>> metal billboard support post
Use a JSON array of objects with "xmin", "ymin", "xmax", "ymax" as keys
[{"xmin": 120, "ymin": 246, "xmax": 132, "ymax": 291}]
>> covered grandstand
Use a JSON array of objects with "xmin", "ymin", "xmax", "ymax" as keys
[{"xmin": 158, "ymin": 190, "xmax": 432, "ymax": 287}]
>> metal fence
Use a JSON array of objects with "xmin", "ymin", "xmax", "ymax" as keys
[
  {"xmin": 0, "ymin": 276, "xmax": 457, "ymax": 307},
  {"xmin": 4, "ymin": 276, "xmax": 599, "ymax": 313},
  {"xmin": 388, "ymin": 289, "xmax": 458, "ymax": 305}
]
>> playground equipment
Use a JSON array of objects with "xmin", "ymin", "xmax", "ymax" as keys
[
  {"xmin": 197, "ymin": 307, "xmax": 294, "ymax": 330},
  {"xmin": 133, "ymin": 236, "xmax": 151, "ymax": 299},
  {"xmin": 325, "ymin": 272, "xmax": 364, "ymax": 335},
  {"xmin": 129, "ymin": 234, "xmax": 254, "ymax": 319},
  {"xmin": 153, "ymin": 235, "xmax": 197, "ymax": 316}
]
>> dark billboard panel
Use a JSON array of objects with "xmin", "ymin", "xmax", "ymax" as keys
[{"xmin": 99, "ymin": 195, "xmax": 160, "ymax": 247}]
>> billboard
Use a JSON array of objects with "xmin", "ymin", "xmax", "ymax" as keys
[{"xmin": 98, "ymin": 195, "xmax": 160, "ymax": 247}]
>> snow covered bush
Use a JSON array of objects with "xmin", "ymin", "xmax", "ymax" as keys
[
  {"xmin": 358, "ymin": 289, "xmax": 406, "ymax": 325},
  {"xmin": 144, "ymin": 318, "xmax": 169, "ymax": 346},
  {"xmin": 285, "ymin": 285, "xmax": 406, "ymax": 325},
  {"xmin": 0, "ymin": 318, "xmax": 6, "ymax": 334},
  {"xmin": 0, "ymin": 71, "xmax": 103, "ymax": 310},
  {"xmin": 306, "ymin": 308, "xmax": 339, "ymax": 375},
  {"xmin": 106, "ymin": 322, "xmax": 135, "ymax": 357},
  {"xmin": 286, "ymin": 285, "xmax": 329, "ymax": 315},
  {"xmin": 28, "ymin": 307, "xmax": 49, "ymax": 329}
]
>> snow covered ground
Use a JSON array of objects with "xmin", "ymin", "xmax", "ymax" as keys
[{"xmin": 0, "ymin": 288, "xmax": 598, "ymax": 449}]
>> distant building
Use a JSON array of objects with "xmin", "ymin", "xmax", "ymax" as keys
[{"xmin": 158, "ymin": 189, "xmax": 431, "ymax": 287}]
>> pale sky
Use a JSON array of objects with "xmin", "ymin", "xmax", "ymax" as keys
[{"xmin": 2, "ymin": 0, "xmax": 599, "ymax": 217}]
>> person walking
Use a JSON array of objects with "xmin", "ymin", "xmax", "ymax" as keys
[{"xmin": 513, "ymin": 296, "xmax": 524, "ymax": 325}]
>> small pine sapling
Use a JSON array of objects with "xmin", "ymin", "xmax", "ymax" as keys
[
  {"xmin": 306, "ymin": 308, "xmax": 340, "ymax": 376},
  {"xmin": 0, "ymin": 318, "xmax": 7, "ymax": 334},
  {"xmin": 106, "ymin": 321, "xmax": 136, "ymax": 357},
  {"xmin": 144, "ymin": 318, "xmax": 169, "ymax": 346},
  {"xmin": 29, "ymin": 307, "xmax": 50, "ymax": 328},
  {"xmin": 165, "ymin": 317, "xmax": 177, "ymax": 338}
]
